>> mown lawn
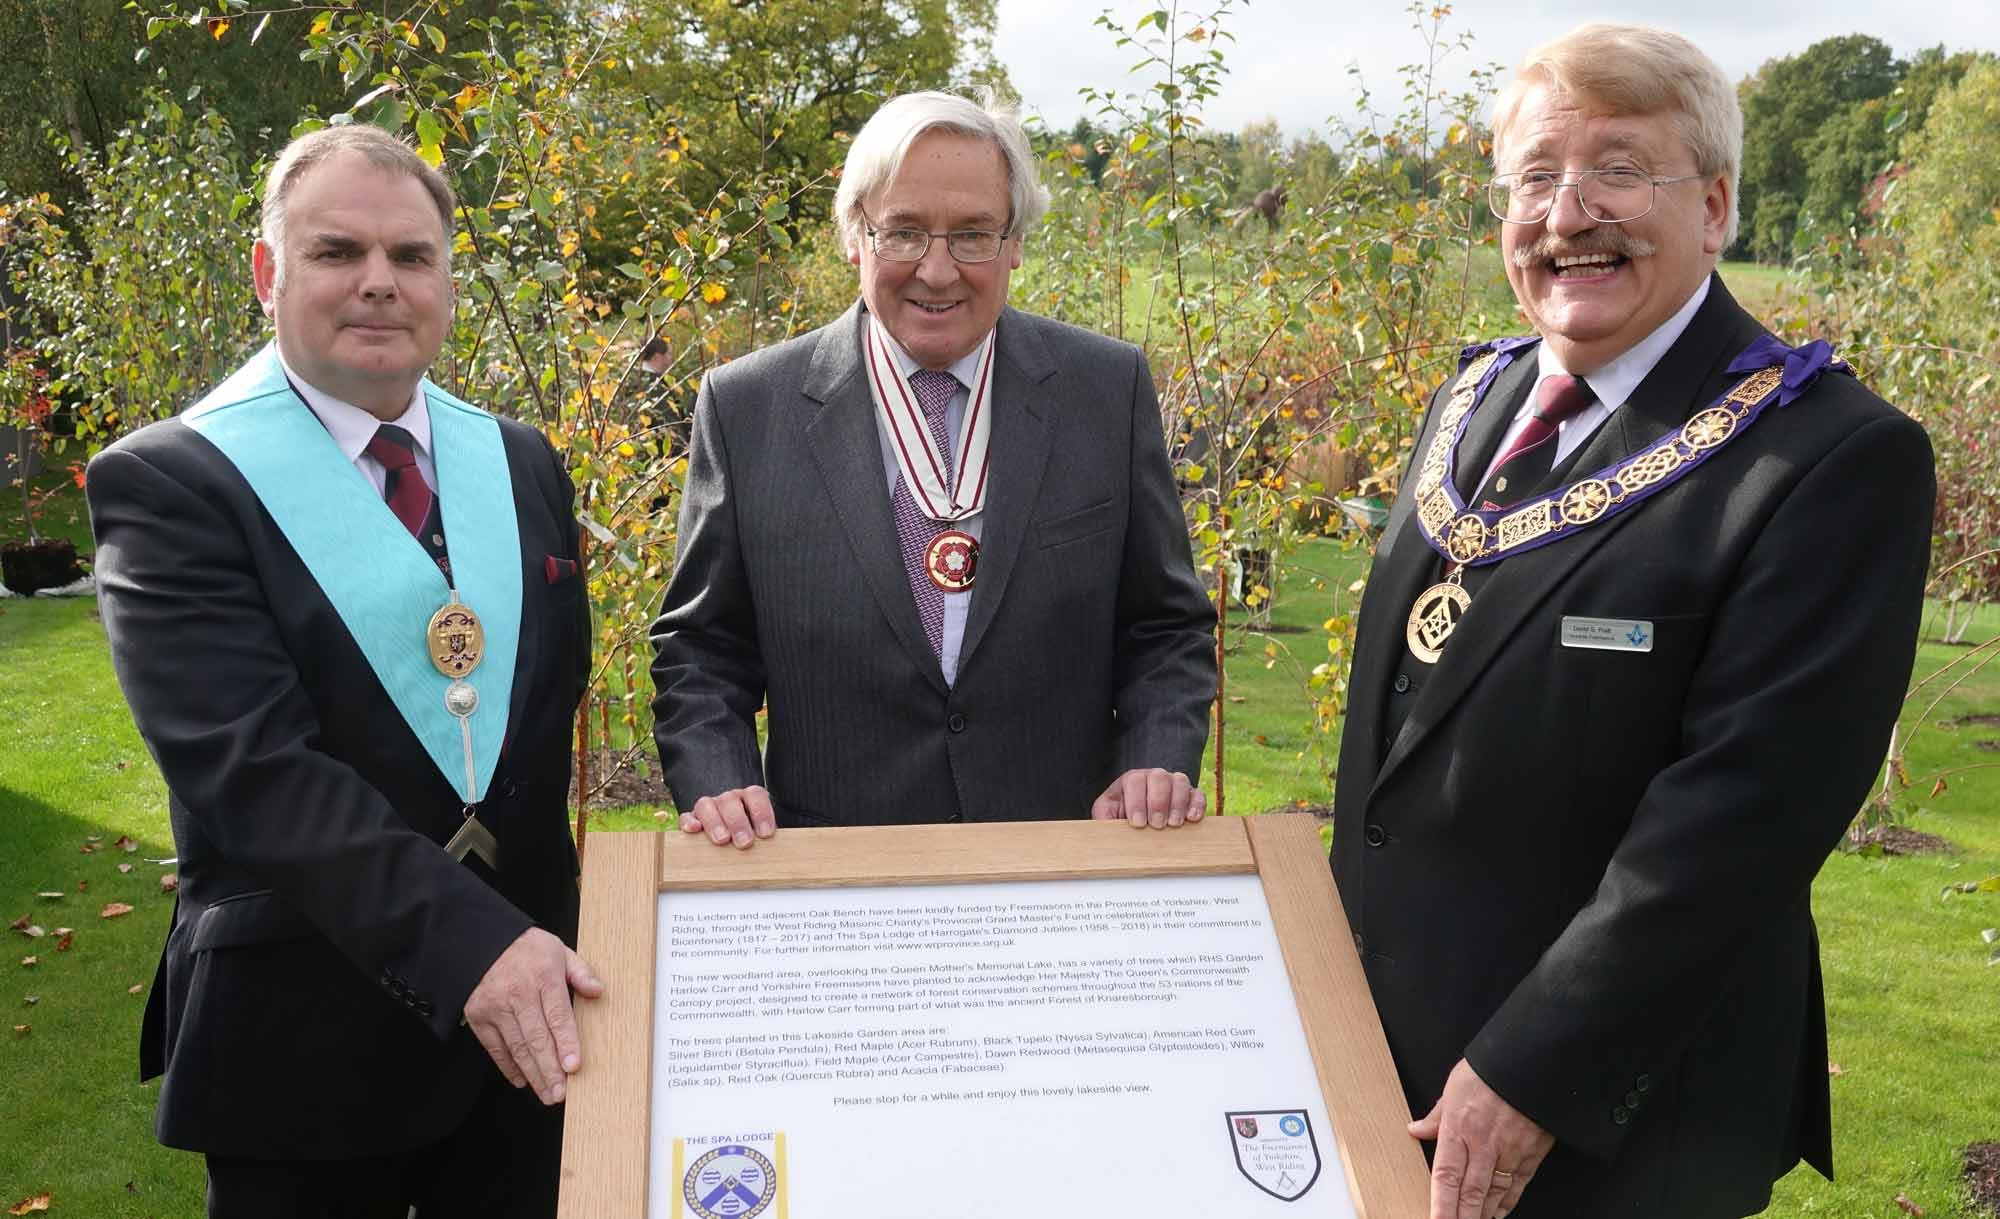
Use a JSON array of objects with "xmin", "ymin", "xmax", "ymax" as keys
[{"xmin": 4, "ymin": 493, "xmax": 1996, "ymax": 1215}]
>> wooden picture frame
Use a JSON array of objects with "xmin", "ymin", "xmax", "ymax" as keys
[{"xmin": 557, "ymin": 814, "xmax": 1429, "ymax": 1217}]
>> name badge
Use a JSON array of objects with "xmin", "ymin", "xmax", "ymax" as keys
[{"xmin": 1560, "ymin": 616, "xmax": 1654, "ymax": 653}]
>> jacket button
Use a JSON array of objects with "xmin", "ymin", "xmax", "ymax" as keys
[
  {"xmin": 1611, "ymin": 1106, "xmax": 1630, "ymax": 1125},
  {"xmin": 1634, "ymin": 1074, "xmax": 1652, "ymax": 1093},
  {"xmin": 1363, "ymin": 823, "xmax": 1387, "ymax": 848},
  {"xmin": 1393, "ymin": 673, "xmax": 1411, "ymax": 693},
  {"xmin": 947, "ymin": 713, "xmax": 966, "ymax": 733}
]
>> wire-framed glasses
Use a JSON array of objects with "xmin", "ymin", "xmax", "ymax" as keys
[
  {"xmin": 1486, "ymin": 170, "xmax": 1705, "ymax": 225},
  {"xmin": 860, "ymin": 208, "xmax": 1014, "ymax": 263}
]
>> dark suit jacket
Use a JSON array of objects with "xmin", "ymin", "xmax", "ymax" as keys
[
  {"xmin": 651, "ymin": 303, "xmax": 1215, "ymax": 823},
  {"xmin": 88, "ymin": 396, "xmax": 589, "ymax": 1158},
  {"xmin": 1334, "ymin": 278, "xmax": 1934, "ymax": 1217}
]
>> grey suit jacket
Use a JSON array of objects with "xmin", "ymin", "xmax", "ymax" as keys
[{"xmin": 650, "ymin": 303, "xmax": 1216, "ymax": 824}]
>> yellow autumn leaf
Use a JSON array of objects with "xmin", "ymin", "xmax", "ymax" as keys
[
  {"xmin": 701, "ymin": 283, "xmax": 727, "ymax": 303},
  {"xmin": 207, "ymin": 18, "xmax": 231, "ymax": 40}
]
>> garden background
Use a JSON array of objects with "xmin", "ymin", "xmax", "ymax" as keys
[{"xmin": 1, "ymin": 1, "xmax": 1996, "ymax": 1215}]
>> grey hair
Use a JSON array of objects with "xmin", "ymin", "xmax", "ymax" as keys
[
  {"xmin": 834, "ymin": 90, "xmax": 1050, "ymax": 257},
  {"xmin": 1491, "ymin": 24, "xmax": 1743, "ymax": 248},
  {"xmin": 261, "ymin": 124, "xmax": 456, "ymax": 291}
]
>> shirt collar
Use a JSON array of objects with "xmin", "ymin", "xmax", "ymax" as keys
[
  {"xmin": 1532, "ymin": 276, "xmax": 1711, "ymax": 413},
  {"xmin": 276, "ymin": 349, "xmax": 431, "ymax": 464},
  {"xmin": 881, "ymin": 329, "xmax": 991, "ymax": 391}
]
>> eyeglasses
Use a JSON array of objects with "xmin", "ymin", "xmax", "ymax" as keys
[
  {"xmin": 860, "ymin": 208, "xmax": 1014, "ymax": 264},
  {"xmin": 1486, "ymin": 170, "xmax": 1705, "ymax": 225}
]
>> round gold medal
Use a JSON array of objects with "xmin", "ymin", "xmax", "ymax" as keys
[
  {"xmin": 1405, "ymin": 581, "xmax": 1472, "ymax": 664},
  {"xmin": 427, "ymin": 602, "xmax": 485, "ymax": 678},
  {"xmin": 926, "ymin": 530, "xmax": 979, "ymax": 593}
]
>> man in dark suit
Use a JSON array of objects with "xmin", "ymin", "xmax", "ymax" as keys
[
  {"xmin": 650, "ymin": 91, "xmax": 1215, "ymax": 841},
  {"xmin": 89, "ymin": 125, "xmax": 599, "ymax": 1217},
  {"xmin": 1334, "ymin": 25, "xmax": 1933, "ymax": 1219}
]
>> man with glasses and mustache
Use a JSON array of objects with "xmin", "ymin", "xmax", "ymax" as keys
[
  {"xmin": 651, "ymin": 91, "xmax": 1215, "ymax": 842},
  {"xmin": 1334, "ymin": 24, "xmax": 1932, "ymax": 1219}
]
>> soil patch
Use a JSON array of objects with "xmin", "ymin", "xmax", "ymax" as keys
[
  {"xmin": 570, "ymin": 748, "xmax": 672, "ymax": 812},
  {"xmin": 1976, "ymin": 740, "xmax": 2000, "ymax": 754},
  {"xmin": 1943, "ymin": 714, "xmax": 2000, "ymax": 729},
  {"xmin": 1963, "ymin": 1142, "xmax": 2000, "ymax": 1218},
  {"xmin": 1852, "ymin": 825, "xmax": 1957, "ymax": 856}
]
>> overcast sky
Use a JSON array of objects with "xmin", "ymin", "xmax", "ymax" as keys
[{"xmin": 993, "ymin": 0, "xmax": 2000, "ymax": 139}]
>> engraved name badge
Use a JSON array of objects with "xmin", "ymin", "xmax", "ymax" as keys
[{"xmin": 1560, "ymin": 616, "xmax": 1655, "ymax": 653}]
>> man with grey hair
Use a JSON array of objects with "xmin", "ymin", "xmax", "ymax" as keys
[
  {"xmin": 651, "ymin": 90, "xmax": 1215, "ymax": 840},
  {"xmin": 89, "ymin": 123, "xmax": 598, "ymax": 1216},
  {"xmin": 1335, "ymin": 23, "xmax": 1932, "ymax": 1219}
]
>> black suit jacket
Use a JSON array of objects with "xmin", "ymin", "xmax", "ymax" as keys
[
  {"xmin": 88, "ymin": 396, "xmax": 589, "ymax": 1158},
  {"xmin": 1334, "ymin": 278, "xmax": 1934, "ymax": 1217},
  {"xmin": 651, "ymin": 303, "xmax": 1215, "ymax": 823}
]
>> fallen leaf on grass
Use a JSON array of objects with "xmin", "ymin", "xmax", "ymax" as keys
[
  {"xmin": 54, "ymin": 934, "xmax": 71, "ymax": 952},
  {"xmin": 22, "ymin": 996, "xmax": 37, "ymax": 1005},
  {"xmin": 15, "ymin": 926, "xmax": 44, "ymax": 939},
  {"xmin": 6, "ymin": 1195, "xmax": 49, "ymax": 1215},
  {"xmin": 7, "ymin": 915, "xmax": 28, "ymax": 932},
  {"xmin": 34, "ymin": 892, "xmax": 62, "ymax": 901},
  {"xmin": 100, "ymin": 902, "xmax": 134, "ymax": 919},
  {"xmin": 117, "ymin": 863, "xmax": 133, "ymax": 875},
  {"xmin": 160, "ymin": 874, "xmax": 178, "ymax": 893},
  {"xmin": 1227, "ymin": 695, "xmax": 1246, "ymax": 704},
  {"xmin": 18, "ymin": 957, "xmax": 35, "ymax": 968},
  {"xmin": 128, "ymin": 984, "xmax": 144, "ymax": 995},
  {"xmin": 78, "ymin": 842, "xmax": 100, "ymax": 855},
  {"xmin": 1930, "ymin": 777, "xmax": 1948, "ymax": 799},
  {"xmin": 1828, "ymin": 1060, "xmax": 1846, "ymax": 1077},
  {"xmin": 1895, "ymin": 1192, "xmax": 1924, "ymax": 1216},
  {"xmin": 8, "ymin": 1025, "xmax": 28, "ymax": 1038},
  {"xmin": 115, "ymin": 835, "xmax": 138, "ymax": 853},
  {"xmin": 75, "ymin": 881, "xmax": 86, "ymax": 893}
]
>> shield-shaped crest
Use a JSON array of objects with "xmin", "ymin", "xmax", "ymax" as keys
[{"xmin": 1226, "ymin": 1109, "xmax": 1321, "ymax": 1202}]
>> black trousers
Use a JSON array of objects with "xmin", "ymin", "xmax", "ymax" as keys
[{"xmin": 204, "ymin": 1072, "xmax": 563, "ymax": 1219}]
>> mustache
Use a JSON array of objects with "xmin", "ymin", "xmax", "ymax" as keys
[{"xmin": 1511, "ymin": 231, "xmax": 1658, "ymax": 269}]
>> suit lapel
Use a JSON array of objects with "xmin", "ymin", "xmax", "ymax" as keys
[
  {"xmin": 1342, "ymin": 353, "xmax": 1536, "ymax": 791},
  {"xmin": 802, "ymin": 304, "xmax": 947, "ymax": 691},
  {"xmin": 1372, "ymin": 275, "xmax": 1768, "ymax": 797},
  {"xmin": 957, "ymin": 308, "xmax": 1057, "ymax": 669}
]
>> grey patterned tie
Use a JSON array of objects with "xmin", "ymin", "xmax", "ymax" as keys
[{"xmin": 892, "ymin": 369, "xmax": 960, "ymax": 657}]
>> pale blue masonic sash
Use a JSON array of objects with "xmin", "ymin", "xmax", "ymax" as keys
[{"xmin": 182, "ymin": 343, "xmax": 522, "ymax": 804}]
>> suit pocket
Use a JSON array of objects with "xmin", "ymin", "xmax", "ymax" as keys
[
  {"xmin": 1035, "ymin": 498, "xmax": 1116, "ymax": 549},
  {"xmin": 189, "ymin": 889, "xmax": 316, "ymax": 953}
]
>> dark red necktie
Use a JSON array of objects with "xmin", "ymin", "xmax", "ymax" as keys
[
  {"xmin": 1478, "ymin": 373, "xmax": 1595, "ymax": 510},
  {"xmin": 364, "ymin": 424, "xmax": 435, "ymax": 539}
]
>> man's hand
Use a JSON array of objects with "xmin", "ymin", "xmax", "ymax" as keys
[
  {"xmin": 463, "ymin": 928, "xmax": 605, "ymax": 1105},
  {"xmin": 679, "ymin": 784, "xmax": 777, "ymax": 848},
  {"xmin": 1090, "ymin": 768, "xmax": 1205, "ymax": 828},
  {"xmin": 1408, "ymin": 1058, "xmax": 1554, "ymax": 1219}
]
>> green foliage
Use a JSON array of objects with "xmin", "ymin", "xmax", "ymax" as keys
[
  {"xmin": 1012, "ymin": 2, "xmax": 1509, "ymax": 803},
  {"xmin": 1, "ymin": 91, "xmax": 262, "ymax": 451},
  {"xmin": 1737, "ymin": 34, "xmax": 1903, "ymax": 261}
]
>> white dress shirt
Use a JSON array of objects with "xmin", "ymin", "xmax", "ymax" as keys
[
  {"xmin": 874, "ymin": 335, "xmax": 990, "ymax": 687},
  {"xmin": 1475, "ymin": 276, "xmax": 1712, "ymax": 493},
  {"xmin": 277, "ymin": 351, "xmax": 438, "ymax": 497}
]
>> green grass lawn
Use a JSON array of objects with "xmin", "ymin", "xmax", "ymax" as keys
[{"xmin": 5, "ymin": 493, "xmax": 1997, "ymax": 1215}]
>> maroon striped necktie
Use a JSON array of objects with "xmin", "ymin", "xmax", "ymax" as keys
[
  {"xmin": 1478, "ymin": 373, "xmax": 1595, "ymax": 510},
  {"xmin": 891, "ymin": 369, "xmax": 959, "ymax": 657},
  {"xmin": 364, "ymin": 424, "xmax": 435, "ymax": 539}
]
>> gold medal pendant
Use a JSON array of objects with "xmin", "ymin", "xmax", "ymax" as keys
[
  {"xmin": 427, "ymin": 597, "xmax": 485, "ymax": 678},
  {"xmin": 1405, "ymin": 580, "xmax": 1471, "ymax": 664},
  {"xmin": 925, "ymin": 529, "xmax": 979, "ymax": 593}
]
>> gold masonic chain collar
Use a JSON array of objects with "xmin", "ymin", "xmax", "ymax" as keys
[{"xmin": 1403, "ymin": 349, "xmax": 1790, "ymax": 663}]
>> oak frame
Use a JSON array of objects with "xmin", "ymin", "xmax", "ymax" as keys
[{"xmin": 557, "ymin": 814, "xmax": 1429, "ymax": 1217}]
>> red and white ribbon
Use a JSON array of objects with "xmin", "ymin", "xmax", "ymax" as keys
[{"xmin": 864, "ymin": 315, "xmax": 993, "ymax": 523}]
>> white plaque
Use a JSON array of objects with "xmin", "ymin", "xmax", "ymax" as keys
[{"xmin": 648, "ymin": 873, "xmax": 1356, "ymax": 1218}]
